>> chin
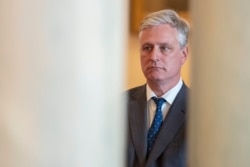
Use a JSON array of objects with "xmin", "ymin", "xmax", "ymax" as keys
[{"xmin": 147, "ymin": 76, "xmax": 163, "ymax": 82}]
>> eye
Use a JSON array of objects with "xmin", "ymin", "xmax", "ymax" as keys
[
  {"xmin": 160, "ymin": 45, "xmax": 172, "ymax": 54},
  {"xmin": 142, "ymin": 45, "xmax": 153, "ymax": 52},
  {"xmin": 160, "ymin": 46, "xmax": 170, "ymax": 51}
]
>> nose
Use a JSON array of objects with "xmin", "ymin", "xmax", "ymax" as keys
[{"xmin": 149, "ymin": 47, "xmax": 160, "ymax": 61}]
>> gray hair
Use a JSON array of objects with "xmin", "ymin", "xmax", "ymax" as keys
[{"xmin": 139, "ymin": 9, "xmax": 190, "ymax": 48}]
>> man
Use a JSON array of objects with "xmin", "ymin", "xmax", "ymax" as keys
[{"xmin": 126, "ymin": 9, "xmax": 189, "ymax": 167}]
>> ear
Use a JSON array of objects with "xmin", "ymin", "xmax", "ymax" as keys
[{"xmin": 181, "ymin": 46, "xmax": 188, "ymax": 64}]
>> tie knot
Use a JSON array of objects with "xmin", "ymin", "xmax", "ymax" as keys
[{"xmin": 152, "ymin": 97, "xmax": 166, "ymax": 107}]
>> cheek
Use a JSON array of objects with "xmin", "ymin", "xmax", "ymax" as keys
[
  {"xmin": 140, "ymin": 57, "xmax": 145, "ymax": 70},
  {"xmin": 172, "ymin": 53, "xmax": 186, "ymax": 65},
  {"xmin": 140, "ymin": 56, "xmax": 148, "ymax": 65},
  {"xmin": 165, "ymin": 57, "xmax": 183, "ymax": 69}
]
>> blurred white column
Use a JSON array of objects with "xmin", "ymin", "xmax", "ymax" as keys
[
  {"xmin": 189, "ymin": 0, "xmax": 250, "ymax": 167},
  {"xmin": 0, "ymin": 0, "xmax": 128, "ymax": 167}
]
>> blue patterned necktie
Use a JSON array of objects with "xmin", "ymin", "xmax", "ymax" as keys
[{"xmin": 147, "ymin": 97, "xmax": 166, "ymax": 154}]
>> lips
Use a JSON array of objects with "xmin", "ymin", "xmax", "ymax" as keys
[
  {"xmin": 146, "ymin": 66, "xmax": 165, "ymax": 73},
  {"xmin": 148, "ymin": 66, "xmax": 164, "ymax": 70}
]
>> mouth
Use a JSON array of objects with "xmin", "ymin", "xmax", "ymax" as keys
[
  {"xmin": 148, "ymin": 66, "xmax": 164, "ymax": 70},
  {"xmin": 146, "ymin": 66, "xmax": 165, "ymax": 73}
]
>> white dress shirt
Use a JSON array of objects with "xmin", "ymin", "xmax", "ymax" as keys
[{"xmin": 146, "ymin": 79, "xmax": 183, "ymax": 128}]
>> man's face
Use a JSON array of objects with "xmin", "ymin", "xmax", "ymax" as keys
[{"xmin": 139, "ymin": 24, "xmax": 188, "ymax": 85}]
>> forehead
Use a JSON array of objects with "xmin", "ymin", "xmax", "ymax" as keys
[{"xmin": 139, "ymin": 24, "xmax": 178, "ymax": 45}]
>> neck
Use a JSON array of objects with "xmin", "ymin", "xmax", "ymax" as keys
[{"xmin": 147, "ymin": 78, "xmax": 180, "ymax": 97}]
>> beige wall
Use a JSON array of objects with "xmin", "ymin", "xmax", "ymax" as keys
[{"xmin": 189, "ymin": 0, "xmax": 250, "ymax": 166}]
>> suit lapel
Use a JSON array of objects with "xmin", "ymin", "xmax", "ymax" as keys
[
  {"xmin": 146, "ymin": 84, "xmax": 187, "ymax": 165},
  {"xmin": 129, "ymin": 86, "xmax": 148, "ymax": 166}
]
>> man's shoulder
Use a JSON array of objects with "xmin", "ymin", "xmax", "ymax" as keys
[
  {"xmin": 125, "ymin": 84, "xmax": 146, "ymax": 94},
  {"xmin": 123, "ymin": 84, "xmax": 146, "ymax": 101}
]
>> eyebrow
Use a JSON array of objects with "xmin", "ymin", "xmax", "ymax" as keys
[
  {"xmin": 144, "ymin": 43, "xmax": 172, "ymax": 48},
  {"xmin": 160, "ymin": 42, "xmax": 171, "ymax": 46},
  {"xmin": 142, "ymin": 42, "xmax": 171, "ymax": 45}
]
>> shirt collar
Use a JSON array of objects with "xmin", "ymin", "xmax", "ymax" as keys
[{"xmin": 146, "ymin": 79, "xmax": 183, "ymax": 105}]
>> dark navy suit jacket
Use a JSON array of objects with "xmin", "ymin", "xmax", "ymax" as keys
[{"xmin": 126, "ymin": 83, "xmax": 188, "ymax": 167}]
